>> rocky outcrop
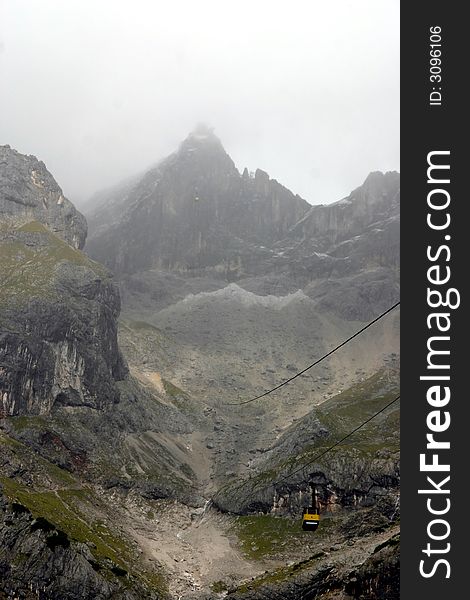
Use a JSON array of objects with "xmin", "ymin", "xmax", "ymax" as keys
[
  {"xmin": 213, "ymin": 369, "xmax": 400, "ymax": 516},
  {"xmin": 0, "ymin": 145, "xmax": 87, "ymax": 249},
  {"xmin": 204, "ymin": 534, "xmax": 399, "ymax": 599},
  {"xmin": 289, "ymin": 171, "xmax": 400, "ymax": 251},
  {"xmin": 0, "ymin": 148, "xmax": 126, "ymax": 416},
  {"xmin": 345, "ymin": 535, "xmax": 400, "ymax": 600},
  {"xmin": 86, "ymin": 125, "xmax": 310, "ymax": 275},
  {"xmin": 0, "ymin": 224, "xmax": 127, "ymax": 416},
  {"xmin": 85, "ymin": 130, "xmax": 399, "ymax": 334},
  {"xmin": 0, "ymin": 495, "xmax": 158, "ymax": 600},
  {"xmin": 0, "ymin": 432, "xmax": 169, "ymax": 599}
]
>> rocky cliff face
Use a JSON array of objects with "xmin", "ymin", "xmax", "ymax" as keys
[
  {"xmin": 0, "ymin": 148, "xmax": 195, "ymax": 490},
  {"xmin": 86, "ymin": 125, "xmax": 310, "ymax": 275},
  {"xmin": 0, "ymin": 222, "xmax": 126, "ymax": 415},
  {"xmin": 281, "ymin": 170, "xmax": 400, "ymax": 277},
  {"xmin": 213, "ymin": 367, "xmax": 400, "ymax": 516},
  {"xmin": 0, "ymin": 495, "xmax": 160, "ymax": 600},
  {"xmin": 86, "ymin": 133, "xmax": 399, "ymax": 284},
  {"xmin": 0, "ymin": 146, "xmax": 126, "ymax": 416},
  {"xmin": 290, "ymin": 171, "xmax": 400, "ymax": 249},
  {"xmin": 0, "ymin": 429, "xmax": 168, "ymax": 599},
  {"xmin": 0, "ymin": 147, "xmax": 203, "ymax": 598},
  {"xmin": 85, "ymin": 130, "xmax": 399, "ymax": 329},
  {"xmin": 0, "ymin": 145, "xmax": 87, "ymax": 249},
  {"xmin": 1, "ymin": 138, "xmax": 400, "ymax": 599}
]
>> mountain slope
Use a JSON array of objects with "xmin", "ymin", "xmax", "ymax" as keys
[
  {"xmin": 1, "ymin": 135, "xmax": 400, "ymax": 599},
  {"xmin": 0, "ymin": 146, "xmax": 211, "ymax": 599},
  {"xmin": 86, "ymin": 125, "xmax": 310, "ymax": 276},
  {"xmin": 0, "ymin": 146, "xmax": 124, "ymax": 415},
  {"xmin": 82, "ymin": 130, "xmax": 400, "ymax": 598},
  {"xmin": 0, "ymin": 220, "xmax": 126, "ymax": 415},
  {"xmin": 84, "ymin": 130, "xmax": 400, "ymax": 488},
  {"xmin": 0, "ymin": 145, "xmax": 87, "ymax": 249}
]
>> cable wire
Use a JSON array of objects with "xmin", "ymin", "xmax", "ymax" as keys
[
  {"xmin": 273, "ymin": 394, "xmax": 400, "ymax": 487},
  {"xmin": 236, "ymin": 394, "xmax": 400, "ymax": 504},
  {"xmin": 228, "ymin": 301, "xmax": 400, "ymax": 405}
]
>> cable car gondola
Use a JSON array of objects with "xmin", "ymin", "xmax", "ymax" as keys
[
  {"xmin": 302, "ymin": 509, "xmax": 320, "ymax": 531},
  {"xmin": 302, "ymin": 485, "xmax": 320, "ymax": 532}
]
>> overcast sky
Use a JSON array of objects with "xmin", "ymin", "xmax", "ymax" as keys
[{"xmin": 0, "ymin": 0, "xmax": 399, "ymax": 206}]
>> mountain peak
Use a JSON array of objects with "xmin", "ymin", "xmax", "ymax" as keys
[
  {"xmin": 190, "ymin": 122, "xmax": 216, "ymax": 138},
  {"xmin": 172, "ymin": 125, "xmax": 237, "ymax": 185},
  {"xmin": 177, "ymin": 123, "xmax": 227, "ymax": 156},
  {"xmin": 85, "ymin": 128, "xmax": 310, "ymax": 274},
  {"xmin": 363, "ymin": 170, "xmax": 400, "ymax": 189},
  {"xmin": 181, "ymin": 123, "xmax": 220, "ymax": 145}
]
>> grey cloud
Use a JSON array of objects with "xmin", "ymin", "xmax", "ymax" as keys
[{"xmin": 0, "ymin": 0, "xmax": 399, "ymax": 206}]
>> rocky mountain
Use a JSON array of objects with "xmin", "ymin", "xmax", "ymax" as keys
[
  {"xmin": 275, "ymin": 170, "xmax": 400, "ymax": 279},
  {"xmin": 0, "ymin": 147, "xmax": 206, "ymax": 598},
  {"xmin": 0, "ymin": 145, "xmax": 87, "ymax": 249},
  {"xmin": 86, "ymin": 124, "xmax": 310, "ymax": 276},
  {"xmin": 1, "ymin": 135, "xmax": 400, "ymax": 599},
  {"xmin": 85, "ymin": 129, "xmax": 399, "ymax": 325},
  {"xmin": 289, "ymin": 170, "xmax": 400, "ymax": 253},
  {"xmin": 0, "ymin": 145, "xmax": 125, "ymax": 416},
  {"xmin": 84, "ymin": 128, "xmax": 399, "ymax": 415},
  {"xmin": 84, "ymin": 129, "xmax": 400, "ymax": 598}
]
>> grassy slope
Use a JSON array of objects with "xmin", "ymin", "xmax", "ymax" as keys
[
  {"xmin": 0, "ymin": 220, "xmax": 107, "ymax": 307},
  {"xmin": 213, "ymin": 370, "xmax": 399, "ymax": 578},
  {"xmin": 228, "ymin": 369, "xmax": 399, "ymax": 495},
  {"xmin": 0, "ymin": 431, "xmax": 168, "ymax": 596}
]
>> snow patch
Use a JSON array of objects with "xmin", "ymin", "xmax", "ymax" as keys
[{"xmin": 180, "ymin": 283, "xmax": 309, "ymax": 310}]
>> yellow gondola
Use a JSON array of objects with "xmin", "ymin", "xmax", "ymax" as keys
[
  {"xmin": 302, "ymin": 509, "xmax": 320, "ymax": 531},
  {"xmin": 302, "ymin": 485, "xmax": 320, "ymax": 531}
]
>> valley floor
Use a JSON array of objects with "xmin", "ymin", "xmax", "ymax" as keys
[{"xmin": 114, "ymin": 495, "xmax": 400, "ymax": 599}]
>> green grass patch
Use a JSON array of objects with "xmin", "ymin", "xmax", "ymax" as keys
[
  {"xmin": 0, "ymin": 221, "xmax": 107, "ymax": 307},
  {"xmin": 0, "ymin": 477, "xmax": 167, "ymax": 595},
  {"xmin": 211, "ymin": 580, "xmax": 229, "ymax": 593},
  {"xmin": 7, "ymin": 415, "xmax": 48, "ymax": 432},
  {"xmin": 162, "ymin": 378, "xmax": 188, "ymax": 399},
  {"xmin": 17, "ymin": 221, "xmax": 53, "ymax": 234},
  {"xmin": 161, "ymin": 378, "xmax": 197, "ymax": 414},
  {"xmin": 234, "ymin": 514, "xmax": 303, "ymax": 560},
  {"xmin": 124, "ymin": 319, "xmax": 162, "ymax": 333},
  {"xmin": 315, "ymin": 371, "xmax": 399, "ymax": 436},
  {"xmin": 234, "ymin": 552, "xmax": 326, "ymax": 593},
  {"xmin": 0, "ymin": 478, "xmax": 127, "ymax": 567},
  {"xmin": 0, "ymin": 433, "xmax": 22, "ymax": 448},
  {"xmin": 2, "ymin": 422, "xmax": 77, "ymax": 486}
]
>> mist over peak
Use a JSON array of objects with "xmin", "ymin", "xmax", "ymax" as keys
[{"xmin": 1, "ymin": 1, "xmax": 399, "ymax": 206}]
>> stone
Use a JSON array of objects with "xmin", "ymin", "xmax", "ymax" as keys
[{"xmin": 0, "ymin": 145, "xmax": 87, "ymax": 249}]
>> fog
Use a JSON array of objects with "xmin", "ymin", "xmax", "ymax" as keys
[{"xmin": 0, "ymin": 0, "xmax": 399, "ymax": 206}]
